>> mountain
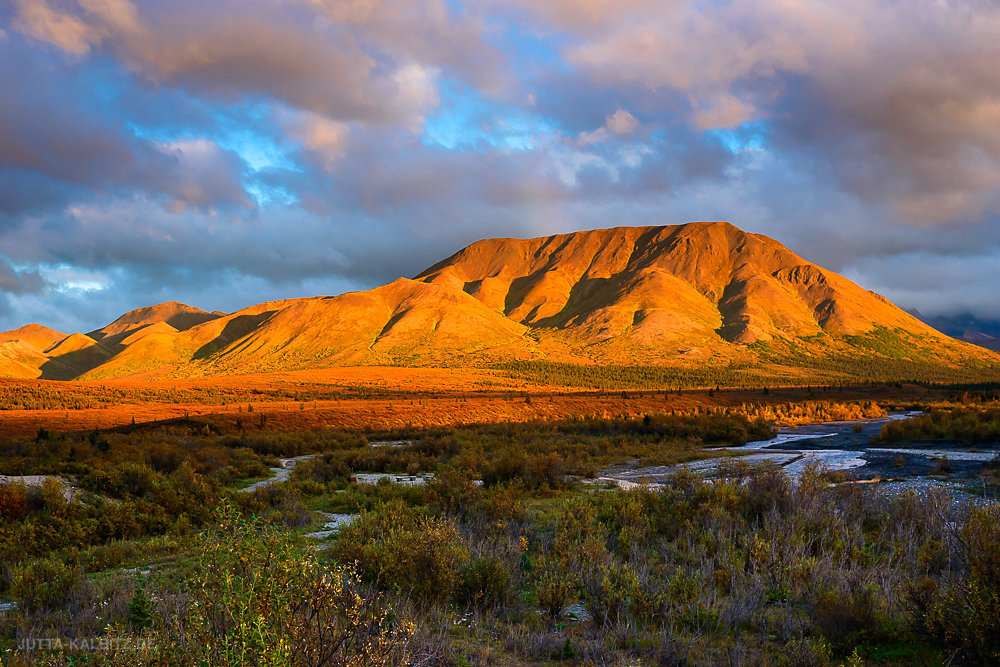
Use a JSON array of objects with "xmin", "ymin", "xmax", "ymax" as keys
[
  {"xmin": 0, "ymin": 340, "xmax": 53, "ymax": 379},
  {"xmin": 1, "ymin": 222, "xmax": 997, "ymax": 383},
  {"xmin": 0, "ymin": 323, "xmax": 67, "ymax": 351},
  {"xmin": 41, "ymin": 333, "xmax": 113, "ymax": 380},
  {"xmin": 0, "ymin": 302, "xmax": 220, "ymax": 380},
  {"xmin": 914, "ymin": 311, "xmax": 1000, "ymax": 352},
  {"xmin": 88, "ymin": 301, "xmax": 223, "ymax": 345},
  {"xmin": 80, "ymin": 283, "xmax": 538, "ymax": 379},
  {"xmin": 416, "ymin": 222, "xmax": 929, "ymax": 355}
]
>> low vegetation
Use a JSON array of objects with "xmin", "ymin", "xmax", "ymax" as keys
[
  {"xmin": 0, "ymin": 379, "xmax": 390, "ymax": 412},
  {"xmin": 1, "ymin": 402, "xmax": 998, "ymax": 664},
  {"xmin": 494, "ymin": 332, "xmax": 1000, "ymax": 390},
  {"xmin": 878, "ymin": 404, "xmax": 1000, "ymax": 444}
]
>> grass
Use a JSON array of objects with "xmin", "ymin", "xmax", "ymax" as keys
[
  {"xmin": 5, "ymin": 395, "xmax": 1000, "ymax": 663},
  {"xmin": 225, "ymin": 475, "xmax": 272, "ymax": 491}
]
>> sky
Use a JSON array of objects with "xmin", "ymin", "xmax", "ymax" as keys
[{"xmin": 2, "ymin": 0, "xmax": 1000, "ymax": 333}]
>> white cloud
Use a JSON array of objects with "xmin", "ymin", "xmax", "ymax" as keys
[
  {"xmin": 578, "ymin": 108, "xmax": 639, "ymax": 145},
  {"xmin": 281, "ymin": 110, "xmax": 350, "ymax": 172},
  {"xmin": 14, "ymin": 0, "xmax": 96, "ymax": 54}
]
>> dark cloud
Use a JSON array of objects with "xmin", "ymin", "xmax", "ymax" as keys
[
  {"xmin": 0, "ymin": 256, "xmax": 44, "ymax": 295},
  {"xmin": 12, "ymin": 0, "xmax": 503, "ymax": 126},
  {"xmin": 0, "ymin": 38, "xmax": 254, "ymax": 215}
]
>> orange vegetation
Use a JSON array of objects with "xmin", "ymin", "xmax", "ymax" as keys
[{"xmin": 0, "ymin": 367, "xmax": 939, "ymax": 437}]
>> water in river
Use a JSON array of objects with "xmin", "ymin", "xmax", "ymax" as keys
[
  {"xmin": 743, "ymin": 411, "xmax": 922, "ymax": 451},
  {"xmin": 737, "ymin": 412, "xmax": 925, "ymax": 478},
  {"xmin": 594, "ymin": 411, "xmax": 997, "ymax": 488}
]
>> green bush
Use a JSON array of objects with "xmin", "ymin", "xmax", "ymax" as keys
[
  {"xmin": 460, "ymin": 552, "xmax": 513, "ymax": 608},
  {"xmin": 908, "ymin": 505, "xmax": 1000, "ymax": 662},
  {"xmin": 143, "ymin": 503, "xmax": 410, "ymax": 665},
  {"xmin": 533, "ymin": 555, "xmax": 577, "ymax": 620},
  {"xmin": 480, "ymin": 482, "xmax": 526, "ymax": 524},
  {"xmin": 10, "ymin": 557, "xmax": 83, "ymax": 612},
  {"xmin": 591, "ymin": 561, "xmax": 640, "ymax": 626},
  {"xmin": 126, "ymin": 585, "xmax": 154, "ymax": 631},
  {"xmin": 335, "ymin": 500, "xmax": 469, "ymax": 603},
  {"xmin": 427, "ymin": 464, "xmax": 482, "ymax": 516}
]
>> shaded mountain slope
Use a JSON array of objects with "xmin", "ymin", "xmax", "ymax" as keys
[
  {"xmin": 40, "ymin": 333, "xmax": 114, "ymax": 380},
  {"xmin": 916, "ymin": 311, "xmax": 1000, "ymax": 352}
]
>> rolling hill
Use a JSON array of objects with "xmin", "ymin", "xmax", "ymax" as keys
[
  {"xmin": 1, "ymin": 222, "xmax": 997, "ymax": 384},
  {"xmin": 915, "ymin": 311, "xmax": 1000, "ymax": 352}
]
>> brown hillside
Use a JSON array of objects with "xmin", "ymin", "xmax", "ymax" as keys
[
  {"xmin": 118, "ymin": 321, "xmax": 179, "ymax": 346},
  {"xmin": 3, "ymin": 221, "xmax": 997, "ymax": 382},
  {"xmin": 77, "ymin": 299, "xmax": 301, "ymax": 380},
  {"xmin": 416, "ymin": 222, "xmax": 954, "ymax": 359},
  {"xmin": 90, "ymin": 301, "xmax": 222, "ymax": 343},
  {"xmin": 0, "ymin": 323, "xmax": 67, "ymax": 351},
  {"xmin": 82, "ymin": 279, "xmax": 539, "ymax": 379},
  {"xmin": 0, "ymin": 340, "xmax": 51, "ymax": 378}
]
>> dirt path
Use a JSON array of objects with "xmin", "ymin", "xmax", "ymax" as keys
[
  {"xmin": 238, "ymin": 454, "xmax": 319, "ymax": 493},
  {"xmin": 0, "ymin": 474, "xmax": 79, "ymax": 501}
]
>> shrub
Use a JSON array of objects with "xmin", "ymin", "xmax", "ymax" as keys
[
  {"xmin": 126, "ymin": 585, "xmax": 154, "ymax": 631},
  {"xmin": 479, "ymin": 481, "xmax": 526, "ymax": 525},
  {"xmin": 10, "ymin": 557, "xmax": 84, "ymax": 612},
  {"xmin": 482, "ymin": 448, "xmax": 529, "ymax": 487},
  {"xmin": 335, "ymin": 500, "xmax": 469, "ymax": 603},
  {"xmin": 810, "ymin": 583, "xmax": 882, "ymax": 654},
  {"xmin": 781, "ymin": 637, "xmax": 834, "ymax": 666},
  {"xmin": 144, "ymin": 503, "xmax": 410, "ymax": 665},
  {"xmin": 83, "ymin": 462, "xmax": 156, "ymax": 499},
  {"xmin": 588, "ymin": 561, "xmax": 640, "ymax": 626},
  {"xmin": 909, "ymin": 505, "xmax": 1000, "ymax": 662},
  {"xmin": 552, "ymin": 496, "xmax": 599, "ymax": 560},
  {"xmin": 0, "ymin": 483, "xmax": 27, "ymax": 519},
  {"xmin": 460, "ymin": 552, "xmax": 513, "ymax": 609},
  {"xmin": 742, "ymin": 464, "xmax": 793, "ymax": 520},
  {"xmin": 533, "ymin": 555, "xmax": 577, "ymax": 620},
  {"xmin": 426, "ymin": 464, "xmax": 481, "ymax": 516}
]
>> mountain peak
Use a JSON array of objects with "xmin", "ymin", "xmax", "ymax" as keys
[
  {"xmin": 0, "ymin": 323, "xmax": 67, "ymax": 351},
  {"xmin": 414, "ymin": 221, "xmax": 919, "ymax": 349},
  {"xmin": 91, "ymin": 301, "xmax": 223, "ymax": 341}
]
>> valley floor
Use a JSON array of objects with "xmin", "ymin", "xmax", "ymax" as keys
[
  {"xmin": 0, "ymin": 366, "xmax": 949, "ymax": 437},
  {"xmin": 2, "ymin": 376, "xmax": 1000, "ymax": 664}
]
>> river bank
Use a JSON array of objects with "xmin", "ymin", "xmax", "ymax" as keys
[{"xmin": 595, "ymin": 412, "xmax": 1000, "ymax": 504}]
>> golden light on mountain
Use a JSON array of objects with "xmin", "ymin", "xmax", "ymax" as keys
[{"xmin": 1, "ymin": 222, "xmax": 996, "ymax": 383}]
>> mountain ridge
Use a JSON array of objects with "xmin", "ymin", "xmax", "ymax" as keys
[
  {"xmin": 913, "ymin": 310, "xmax": 1000, "ymax": 352},
  {"xmin": 416, "ymin": 222, "xmax": 944, "ymax": 353},
  {"xmin": 1, "ymin": 222, "xmax": 996, "ymax": 383}
]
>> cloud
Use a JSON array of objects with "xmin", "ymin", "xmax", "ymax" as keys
[
  {"xmin": 4, "ymin": 0, "xmax": 1000, "ymax": 334},
  {"xmin": 281, "ymin": 111, "xmax": 350, "ymax": 172},
  {"xmin": 300, "ymin": 0, "xmax": 504, "ymax": 91},
  {"xmin": 0, "ymin": 40, "xmax": 255, "ymax": 216},
  {"xmin": 13, "ymin": 0, "xmax": 95, "ymax": 54},
  {"xmin": 0, "ymin": 256, "xmax": 44, "ymax": 295},
  {"xmin": 10, "ymin": 0, "xmax": 497, "ymax": 128},
  {"xmin": 496, "ymin": 0, "xmax": 1000, "ymax": 225},
  {"xmin": 154, "ymin": 139, "xmax": 254, "ymax": 211},
  {"xmin": 578, "ymin": 108, "xmax": 639, "ymax": 145}
]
